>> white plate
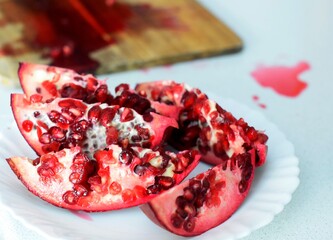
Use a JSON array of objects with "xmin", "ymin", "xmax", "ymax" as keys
[{"xmin": 0, "ymin": 97, "xmax": 299, "ymax": 240}]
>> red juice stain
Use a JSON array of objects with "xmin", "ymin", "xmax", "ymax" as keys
[
  {"xmin": 0, "ymin": 0, "xmax": 185, "ymax": 73},
  {"xmin": 251, "ymin": 61, "xmax": 310, "ymax": 97},
  {"xmin": 252, "ymin": 95, "xmax": 267, "ymax": 109},
  {"xmin": 69, "ymin": 210, "xmax": 93, "ymax": 221}
]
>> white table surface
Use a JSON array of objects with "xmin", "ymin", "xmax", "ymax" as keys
[{"xmin": 0, "ymin": 0, "xmax": 332, "ymax": 239}]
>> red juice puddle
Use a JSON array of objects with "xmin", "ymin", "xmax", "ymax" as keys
[
  {"xmin": 251, "ymin": 61, "xmax": 310, "ymax": 97},
  {"xmin": 252, "ymin": 95, "xmax": 267, "ymax": 109},
  {"xmin": 69, "ymin": 210, "xmax": 93, "ymax": 221},
  {"xmin": 0, "ymin": 0, "xmax": 186, "ymax": 73}
]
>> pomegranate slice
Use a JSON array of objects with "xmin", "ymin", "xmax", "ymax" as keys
[
  {"xmin": 141, "ymin": 150, "xmax": 255, "ymax": 236},
  {"xmin": 7, "ymin": 146, "xmax": 201, "ymax": 211},
  {"xmin": 18, "ymin": 62, "xmax": 113, "ymax": 103},
  {"xmin": 135, "ymin": 80, "xmax": 268, "ymax": 167},
  {"xmin": 11, "ymin": 94, "xmax": 178, "ymax": 156}
]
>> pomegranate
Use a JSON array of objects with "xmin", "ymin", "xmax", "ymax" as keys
[
  {"xmin": 135, "ymin": 80, "xmax": 268, "ymax": 167},
  {"xmin": 141, "ymin": 150, "xmax": 256, "ymax": 236},
  {"xmin": 18, "ymin": 62, "xmax": 113, "ymax": 103},
  {"xmin": 6, "ymin": 63, "xmax": 269, "ymax": 237},
  {"xmin": 11, "ymin": 94, "xmax": 178, "ymax": 156},
  {"xmin": 7, "ymin": 146, "xmax": 200, "ymax": 211}
]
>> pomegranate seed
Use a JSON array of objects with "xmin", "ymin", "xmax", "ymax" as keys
[
  {"xmin": 37, "ymin": 120, "xmax": 49, "ymax": 130},
  {"xmin": 121, "ymin": 189, "xmax": 136, "ymax": 202},
  {"xmin": 95, "ymin": 85, "xmax": 108, "ymax": 102},
  {"xmin": 176, "ymin": 196, "xmax": 187, "ymax": 208},
  {"xmin": 119, "ymin": 149, "xmax": 133, "ymax": 164},
  {"xmin": 120, "ymin": 108, "xmax": 134, "ymax": 122},
  {"xmin": 49, "ymin": 126, "xmax": 66, "ymax": 142},
  {"xmin": 143, "ymin": 113, "xmax": 153, "ymax": 122},
  {"xmin": 33, "ymin": 111, "xmax": 41, "ymax": 118},
  {"xmin": 36, "ymin": 87, "xmax": 41, "ymax": 93},
  {"xmin": 106, "ymin": 126, "xmax": 119, "ymax": 145},
  {"xmin": 63, "ymin": 191, "xmax": 78, "ymax": 205},
  {"xmin": 109, "ymin": 181, "xmax": 122, "ymax": 195},
  {"xmin": 94, "ymin": 150, "xmax": 116, "ymax": 164},
  {"xmin": 32, "ymin": 158, "xmax": 41, "ymax": 166},
  {"xmin": 39, "ymin": 133, "xmax": 52, "ymax": 144},
  {"xmin": 71, "ymin": 120, "xmax": 89, "ymax": 133},
  {"xmin": 183, "ymin": 218, "xmax": 195, "ymax": 232},
  {"xmin": 133, "ymin": 185, "xmax": 147, "ymax": 198},
  {"xmin": 48, "ymin": 110, "xmax": 61, "ymax": 123},
  {"xmin": 41, "ymin": 142, "xmax": 60, "ymax": 153},
  {"xmin": 30, "ymin": 94, "xmax": 43, "ymax": 103},
  {"xmin": 183, "ymin": 187, "xmax": 195, "ymax": 201},
  {"xmin": 73, "ymin": 184, "xmax": 88, "ymax": 197},
  {"xmin": 246, "ymin": 127, "xmax": 258, "ymax": 141},
  {"xmin": 213, "ymin": 142, "xmax": 228, "ymax": 159},
  {"xmin": 99, "ymin": 107, "xmax": 117, "ymax": 126},
  {"xmin": 42, "ymin": 80, "xmax": 57, "ymax": 96},
  {"xmin": 135, "ymin": 125, "xmax": 150, "ymax": 140},
  {"xmin": 176, "ymin": 208, "xmax": 188, "ymax": 219},
  {"xmin": 86, "ymin": 77, "xmax": 98, "ymax": 91},
  {"xmin": 155, "ymin": 176, "xmax": 174, "ymax": 189},
  {"xmin": 115, "ymin": 83, "xmax": 129, "ymax": 93},
  {"xmin": 215, "ymin": 181, "xmax": 226, "ymax": 190},
  {"xmin": 184, "ymin": 203, "xmax": 197, "ymax": 218},
  {"xmin": 22, "ymin": 120, "xmax": 33, "ymax": 132},
  {"xmin": 171, "ymin": 214, "xmax": 183, "ymax": 228},
  {"xmin": 88, "ymin": 105, "xmax": 102, "ymax": 123},
  {"xmin": 69, "ymin": 172, "xmax": 82, "ymax": 184},
  {"xmin": 238, "ymin": 179, "xmax": 248, "ymax": 193},
  {"xmin": 147, "ymin": 184, "xmax": 161, "ymax": 194}
]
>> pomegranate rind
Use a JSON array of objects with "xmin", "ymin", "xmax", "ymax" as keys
[
  {"xmin": 7, "ymin": 146, "xmax": 201, "ymax": 212},
  {"xmin": 141, "ymin": 150, "xmax": 256, "ymax": 237}
]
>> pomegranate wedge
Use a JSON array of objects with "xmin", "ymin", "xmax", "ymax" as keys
[
  {"xmin": 18, "ymin": 62, "xmax": 113, "ymax": 103},
  {"xmin": 135, "ymin": 80, "xmax": 268, "ymax": 167},
  {"xmin": 141, "ymin": 150, "xmax": 255, "ymax": 236},
  {"xmin": 7, "ymin": 146, "xmax": 200, "ymax": 211},
  {"xmin": 11, "ymin": 94, "xmax": 178, "ymax": 156}
]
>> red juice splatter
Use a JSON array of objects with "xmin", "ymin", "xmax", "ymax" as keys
[
  {"xmin": 252, "ymin": 95, "xmax": 267, "ymax": 109},
  {"xmin": 0, "ymin": 0, "xmax": 185, "ymax": 73},
  {"xmin": 69, "ymin": 210, "xmax": 93, "ymax": 221},
  {"xmin": 251, "ymin": 61, "xmax": 310, "ymax": 97}
]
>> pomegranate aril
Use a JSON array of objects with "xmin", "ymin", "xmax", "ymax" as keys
[
  {"xmin": 42, "ymin": 80, "xmax": 57, "ymax": 96},
  {"xmin": 184, "ymin": 204, "xmax": 197, "ymax": 218},
  {"xmin": 39, "ymin": 133, "xmax": 52, "ymax": 144},
  {"xmin": 63, "ymin": 191, "xmax": 78, "ymax": 205},
  {"xmin": 115, "ymin": 83, "xmax": 130, "ymax": 93},
  {"xmin": 119, "ymin": 149, "xmax": 133, "ymax": 165},
  {"xmin": 73, "ymin": 184, "xmax": 88, "ymax": 197},
  {"xmin": 106, "ymin": 126, "xmax": 119, "ymax": 145},
  {"xmin": 183, "ymin": 218, "xmax": 195, "ymax": 232},
  {"xmin": 238, "ymin": 179, "xmax": 248, "ymax": 193},
  {"xmin": 99, "ymin": 108, "xmax": 117, "ymax": 126},
  {"xmin": 95, "ymin": 85, "xmax": 108, "ymax": 102},
  {"xmin": 109, "ymin": 181, "xmax": 122, "ymax": 195},
  {"xmin": 71, "ymin": 120, "xmax": 89, "ymax": 133},
  {"xmin": 155, "ymin": 176, "xmax": 175, "ymax": 189},
  {"xmin": 122, "ymin": 189, "xmax": 137, "ymax": 202},
  {"xmin": 171, "ymin": 214, "xmax": 183, "ymax": 228},
  {"xmin": 22, "ymin": 120, "xmax": 33, "ymax": 132},
  {"xmin": 88, "ymin": 105, "xmax": 102, "ymax": 123},
  {"xmin": 49, "ymin": 126, "xmax": 66, "ymax": 142},
  {"xmin": 48, "ymin": 110, "xmax": 61, "ymax": 123},
  {"xmin": 30, "ymin": 94, "xmax": 43, "ymax": 103},
  {"xmin": 120, "ymin": 108, "xmax": 134, "ymax": 122}
]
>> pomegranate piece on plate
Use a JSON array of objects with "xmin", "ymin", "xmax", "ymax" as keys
[
  {"xmin": 7, "ymin": 146, "xmax": 200, "ymax": 211},
  {"xmin": 18, "ymin": 62, "xmax": 113, "ymax": 103},
  {"xmin": 11, "ymin": 94, "xmax": 178, "ymax": 156},
  {"xmin": 135, "ymin": 80, "xmax": 268, "ymax": 167},
  {"xmin": 141, "ymin": 150, "xmax": 255, "ymax": 236}
]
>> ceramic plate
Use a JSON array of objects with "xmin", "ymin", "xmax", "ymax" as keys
[{"xmin": 0, "ymin": 96, "xmax": 299, "ymax": 240}]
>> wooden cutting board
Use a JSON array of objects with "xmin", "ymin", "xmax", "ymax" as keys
[{"xmin": 0, "ymin": 0, "xmax": 242, "ymax": 85}]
